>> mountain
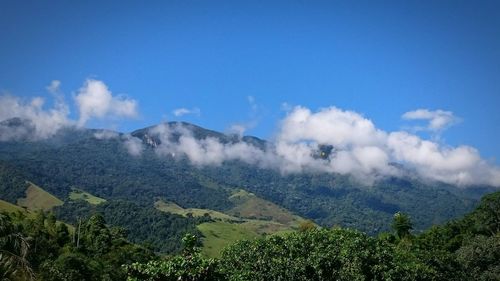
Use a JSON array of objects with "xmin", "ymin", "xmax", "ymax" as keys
[{"xmin": 0, "ymin": 119, "xmax": 495, "ymax": 253}]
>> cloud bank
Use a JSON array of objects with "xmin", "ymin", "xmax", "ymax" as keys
[
  {"xmin": 0, "ymin": 93, "xmax": 71, "ymax": 140},
  {"xmin": 0, "ymin": 79, "xmax": 138, "ymax": 140},
  {"xmin": 143, "ymin": 106, "xmax": 500, "ymax": 187},
  {"xmin": 1, "ymin": 81, "xmax": 499, "ymax": 187}
]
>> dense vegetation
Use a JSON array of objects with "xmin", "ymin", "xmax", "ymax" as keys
[
  {"xmin": 0, "ymin": 122, "xmax": 485, "ymax": 235},
  {"xmin": 126, "ymin": 191, "xmax": 500, "ymax": 281},
  {"xmin": 0, "ymin": 191, "xmax": 498, "ymax": 280},
  {"xmin": 0, "ymin": 211, "xmax": 154, "ymax": 280},
  {"xmin": 0, "ymin": 136, "xmax": 234, "ymax": 212},
  {"xmin": 0, "ymin": 161, "xmax": 29, "ymax": 204},
  {"xmin": 54, "ymin": 200, "xmax": 209, "ymax": 253},
  {"xmin": 198, "ymin": 163, "xmax": 479, "ymax": 233},
  {"xmin": 0, "ymin": 120, "xmax": 497, "ymax": 279}
]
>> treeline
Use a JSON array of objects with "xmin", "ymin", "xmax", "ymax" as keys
[
  {"xmin": 198, "ymin": 161, "xmax": 478, "ymax": 234},
  {"xmin": 127, "ymin": 191, "xmax": 499, "ymax": 281},
  {"xmin": 54, "ymin": 200, "xmax": 210, "ymax": 253},
  {"xmin": 0, "ymin": 211, "xmax": 154, "ymax": 280},
  {"xmin": 0, "ymin": 161, "xmax": 29, "ymax": 203},
  {"xmin": 1, "ymin": 191, "xmax": 498, "ymax": 280}
]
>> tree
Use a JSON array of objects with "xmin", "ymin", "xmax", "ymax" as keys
[
  {"xmin": 456, "ymin": 234, "xmax": 500, "ymax": 281},
  {"xmin": 297, "ymin": 220, "xmax": 316, "ymax": 232},
  {"xmin": 392, "ymin": 212, "xmax": 413, "ymax": 239},
  {"xmin": 125, "ymin": 233, "xmax": 223, "ymax": 281},
  {"xmin": 0, "ymin": 213, "xmax": 34, "ymax": 280},
  {"xmin": 82, "ymin": 214, "xmax": 112, "ymax": 255}
]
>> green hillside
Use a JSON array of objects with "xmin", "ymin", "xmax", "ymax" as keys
[
  {"xmin": 228, "ymin": 189, "xmax": 306, "ymax": 226},
  {"xmin": 128, "ymin": 191, "xmax": 500, "ymax": 281},
  {"xmin": 17, "ymin": 182, "xmax": 63, "ymax": 211},
  {"xmin": 0, "ymin": 198, "xmax": 27, "ymax": 213},
  {"xmin": 0, "ymin": 122, "xmax": 488, "ymax": 252},
  {"xmin": 155, "ymin": 189, "xmax": 307, "ymax": 257},
  {"xmin": 198, "ymin": 218, "xmax": 300, "ymax": 257},
  {"xmin": 155, "ymin": 200, "xmax": 238, "ymax": 221},
  {"xmin": 197, "ymin": 221, "xmax": 259, "ymax": 257},
  {"xmin": 69, "ymin": 188, "xmax": 107, "ymax": 205}
]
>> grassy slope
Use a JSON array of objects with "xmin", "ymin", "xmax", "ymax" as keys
[
  {"xmin": 197, "ymin": 221, "xmax": 259, "ymax": 257},
  {"xmin": 17, "ymin": 182, "xmax": 63, "ymax": 211},
  {"xmin": 0, "ymin": 198, "xmax": 27, "ymax": 213},
  {"xmin": 197, "ymin": 219, "xmax": 297, "ymax": 257},
  {"xmin": 154, "ymin": 200, "xmax": 240, "ymax": 221},
  {"xmin": 0, "ymin": 199, "xmax": 75, "ymax": 233},
  {"xmin": 155, "ymin": 189, "xmax": 307, "ymax": 257},
  {"xmin": 69, "ymin": 188, "xmax": 107, "ymax": 205},
  {"xmin": 228, "ymin": 189, "xmax": 306, "ymax": 226}
]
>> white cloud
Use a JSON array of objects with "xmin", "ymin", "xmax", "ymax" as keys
[
  {"xmin": 172, "ymin": 107, "xmax": 200, "ymax": 117},
  {"xmin": 149, "ymin": 123, "xmax": 273, "ymax": 167},
  {"xmin": 0, "ymin": 94, "xmax": 71, "ymax": 140},
  {"xmin": 402, "ymin": 109, "xmax": 459, "ymax": 132},
  {"xmin": 123, "ymin": 135, "xmax": 144, "ymax": 156},
  {"xmin": 227, "ymin": 96, "xmax": 262, "ymax": 137},
  {"xmin": 247, "ymin": 95, "xmax": 258, "ymax": 112},
  {"xmin": 278, "ymin": 106, "xmax": 387, "ymax": 148},
  {"xmin": 147, "ymin": 106, "xmax": 500, "ymax": 187},
  {"xmin": 274, "ymin": 106, "xmax": 396, "ymax": 183},
  {"xmin": 2, "ymin": 81, "xmax": 498, "ymax": 188},
  {"xmin": 75, "ymin": 79, "xmax": 138, "ymax": 126},
  {"xmin": 46, "ymin": 80, "xmax": 61, "ymax": 95},
  {"xmin": 93, "ymin": 129, "xmax": 119, "ymax": 140},
  {"xmin": 387, "ymin": 131, "xmax": 500, "ymax": 186},
  {"xmin": 0, "ymin": 79, "xmax": 140, "ymax": 140}
]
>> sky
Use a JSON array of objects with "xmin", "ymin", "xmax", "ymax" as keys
[{"xmin": 1, "ymin": 0, "xmax": 500, "ymax": 165}]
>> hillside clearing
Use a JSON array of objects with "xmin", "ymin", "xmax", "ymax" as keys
[
  {"xmin": 228, "ymin": 189, "xmax": 306, "ymax": 226},
  {"xmin": 0, "ymin": 198, "xmax": 27, "ymax": 213},
  {"xmin": 69, "ymin": 188, "xmax": 107, "ymax": 205},
  {"xmin": 17, "ymin": 182, "xmax": 63, "ymax": 211},
  {"xmin": 155, "ymin": 200, "xmax": 240, "ymax": 221},
  {"xmin": 197, "ymin": 221, "xmax": 259, "ymax": 257}
]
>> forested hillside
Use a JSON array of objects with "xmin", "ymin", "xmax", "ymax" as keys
[
  {"xmin": 0, "ymin": 121, "xmax": 487, "ymax": 238},
  {"xmin": 1, "ymin": 191, "xmax": 497, "ymax": 280},
  {"xmin": 126, "ymin": 191, "xmax": 500, "ymax": 281}
]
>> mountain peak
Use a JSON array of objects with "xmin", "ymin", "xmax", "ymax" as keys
[
  {"xmin": 0, "ymin": 117, "xmax": 36, "ymax": 141},
  {"xmin": 131, "ymin": 121, "xmax": 266, "ymax": 149}
]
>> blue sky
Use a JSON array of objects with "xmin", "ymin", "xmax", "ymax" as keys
[{"xmin": 1, "ymin": 0, "xmax": 499, "ymax": 162}]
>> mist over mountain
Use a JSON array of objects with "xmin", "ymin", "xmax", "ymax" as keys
[
  {"xmin": 1, "ymin": 117, "xmax": 495, "ymax": 236},
  {"xmin": 3, "ymin": 83, "xmax": 500, "ymax": 188}
]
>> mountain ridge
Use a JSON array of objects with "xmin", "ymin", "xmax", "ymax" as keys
[{"xmin": 0, "ymin": 117, "xmax": 495, "ymax": 245}]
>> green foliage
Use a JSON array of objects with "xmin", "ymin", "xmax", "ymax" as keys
[
  {"xmin": 125, "ymin": 191, "xmax": 500, "ymax": 281},
  {"xmin": 54, "ymin": 200, "xmax": 207, "ymax": 253},
  {"xmin": 199, "ymin": 162, "xmax": 479, "ymax": 234},
  {"xmin": 0, "ymin": 161, "xmax": 29, "ymax": 204},
  {"xmin": 1, "ymin": 189, "xmax": 498, "ymax": 281},
  {"xmin": 0, "ymin": 212, "xmax": 34, "ymax": 280},
  {"xmin": 456, "ymin": 235, "xmax": 500, "ymax": 280},
  {"xmin": 414, "ymin": 191, "xmax": 500, "ymax": 280},
  {"xmin": 0, "ymin": 124, "xmax": 498, "ymax": 280},
  {"xmin": 1, "ymin": 211, "xmax": 154, "ymax": 281},
  {"xmin": 69, "ymin": 188, "xmax": 106, "ymax": 205},
  {"xmin": 297, "ymin": 220, "xmax": 316, "ymax": 232},
  {"xmin": 196, "ymin": 221, "xmax": 260, "ymax": 258},
  {"xmin": 0, "ymin": 124, "xmax": 483, "ymax": 237},
  {"xmin": 468, "ymin": 191, "xmax": 500, "ymax": 235},
  {"xmin": 218, "ymin": 228, "xmax": 442, "ymax": 281},
  {"xmin": 392, "ymin": 212, "xmax": 413, "ymax": 239},
  {"xmin": 126, "ymin": 233, "xmax": 223, "ymax": 281}
]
